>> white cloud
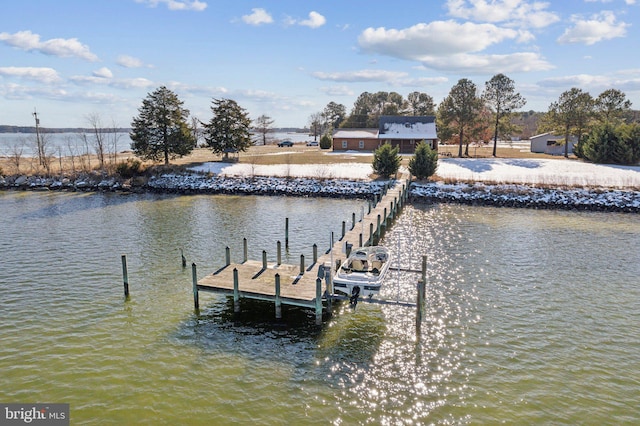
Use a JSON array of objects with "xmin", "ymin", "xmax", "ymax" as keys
[
  {"xmin": 558, "ymin": 11, "xmax": 629, "ymax": 45},
  {"xmin": 0, "ymin": 30, "xmax": 98, "ymax": 61},
  {"xmin": 117, "ymin": 55, "xmax": 147, "ymax": 68},
  {"xmin": 398, "ymin": 76, "xmax": 450, "ymax": 86},
  {"xmin": 109, "ymin": 78, "xmax": 156, "ymax": 90},
  {"xmin": 135, "ymin": 0, "xmax": 207, "ymax": 11},
  {"xmin": 356, "ymin": 20, "xmax": 551, "ymax": 73},
  {"xmin": 422, "ymin": 52, "xmax": 553, "ymax": 73},
  {"xmin": 0, "ymin": 83, "xmax": 69, "ymax": 101},
  {"xmin": 311, "ymin": 69, "xmax": 408, "ymax": 83},
  {"xmin": 285, "ymin": 11, "xmax": 327, "ymax": 28},
  {"xmin": 242, "ymin": 8, "xmax": 273, "ymax": 26},
  {"xmin": 93, "ymin": 67, "xmax": 113, "ymax": 79},
  {"xmin": 358, "ymin": 21, "xmax": 521, "ymax": 59},
  {"xmin": 446, "ymin": 0, "xmax": 560, "ymax": 29},
  {"xmin": 538, "ymin": 72, "xmax": 640, "ymax": 92},
  {"xmin": 319, "ymin": 85, "xmax": 354, "ymax": 96},
  {"xmin": 299, "ymin": 11, "xmax": 326, "ymax": 28},
  {"xmin": 537, "ymin": 74, "xmax": 612, "ymax": 87},
  {"xmin": 0, "ymin": 66, "xmax": 62, "ymax": 84}
]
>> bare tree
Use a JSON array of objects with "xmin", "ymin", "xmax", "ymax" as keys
[
  {"xmin": 65, "ymin": 136, "xmax": 78, "ymax": 175},
  {"xmin": 254, "ymin": 114, "xmax": 275, "ymax": 145},
  {"xmin": 76, "ymin": 132, "xmax": 92, "ymax": 171},
  {"xmin": 8, "ymin": 138, "xmax": 26, "ymax": 173},
  {"xmin": 86, "ymin": 113, "xmax": 107, "ymax": 169}
]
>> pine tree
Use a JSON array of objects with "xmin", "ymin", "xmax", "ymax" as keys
[
  {"xmin": 202, "ymin": 98, "xmax": 252, "ymax": 161},
  {"xmin": 483, "ymin": 74, "xmax": 526, "ymax": 157},
  {"xmin": 372, "ymin": 143, "xmax": 401, "ymax": 178},
  {"xmin": 130, "ymin": 86, "xmax": 196, "ymax": 165},
  {"xmin": 408, "ymin": 141, "xmax": 438, "ymax": 180}
]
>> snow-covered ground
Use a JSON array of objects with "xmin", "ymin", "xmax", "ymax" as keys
[
  {"xmin": 191, "ymin": 156, "xmax": 640, "ymax": 189},
  {"xmin": 190, "ymin": 161, "xmax": 373, "ymax": 180}
]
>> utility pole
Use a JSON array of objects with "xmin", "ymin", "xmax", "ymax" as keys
[{"xmin": 33, "ymin": 108, "xmax": 44, "ymax": 166}]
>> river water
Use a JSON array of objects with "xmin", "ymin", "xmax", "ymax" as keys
[{"xmin": 0, "ymin": 191, "xmax": 638, "ymax": 425}]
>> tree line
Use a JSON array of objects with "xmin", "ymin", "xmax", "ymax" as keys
[
  {"xmin": 128, "ymin": 76, "xmax": 639, "ymax": 167},
  {"xmin": 306, "ymin": 75, "xmax": 638, "ymax": 164}
]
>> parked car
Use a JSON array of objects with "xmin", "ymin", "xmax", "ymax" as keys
[
  {"xmin": 277, "ymin": 140, "xmax": 294, "ymax": 147},
  {"xmin": 306, "ymin": 140, "xmax": 319, "ymax": 146}
]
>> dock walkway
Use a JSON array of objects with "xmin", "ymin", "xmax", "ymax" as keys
[{"xmin": 194, "ymin": 174, "xmax": 411, "ymax": 324}]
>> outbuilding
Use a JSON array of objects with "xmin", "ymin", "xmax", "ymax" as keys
[{"xmin": 530, "ymin": 132, "xmax": 577, "ymax": 155}]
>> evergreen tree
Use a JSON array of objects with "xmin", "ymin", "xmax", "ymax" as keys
[
  {"xmin": 319, "ymin": 133, "xmax": 332, "ymax": 150},
  {"xmin": 372, "ymin": 143, "xmax": 401, "ymax": 178},
  {"xmin": 406, "ymin": 91, "xmax": 435, "ymax": 116},
  {"xmin": 576, "ymin": 122, "xmax": 640, "ymax": 165},
  {"xmin": 130, "ymin": 86, "xmax": 196, "ymax": 165},
  {"xmin": 546, "ymin": 88, "xmax": 593, "ymax": 158},
  {"xmin": 483, "ymin": 74, "xmax": 526, "ymax": 157},
  {"xmin": 437, "ymin": 79, "xmax": 484, "ymax": 157},
  {"xmin": 594, "ymin": 89, "xmax": 632, "ymax": 125},
  {"xmin": 408, "ymin": 141, "xmax": 438, "ymax": 180},
  {"xmin": 202, "ymin": 98, "xmax": 252, "ymax": 161}
]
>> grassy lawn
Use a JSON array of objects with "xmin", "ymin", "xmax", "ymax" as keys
[{"xmin": 0, "ymin": 141, "xmax": 568, "ymax": 177}]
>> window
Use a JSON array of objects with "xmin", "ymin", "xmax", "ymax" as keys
[
  {"xmin": 359, "ymin": 140, "xmax": 364, "ymax": 149},
  {"xmin": 342, "ymin": 140, "xmax": 348, "ymax": 148}
]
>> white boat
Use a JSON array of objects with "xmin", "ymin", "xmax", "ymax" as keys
[{"xmin": 332, "ymin": 246, "xmax": 391, "ymax": 299}]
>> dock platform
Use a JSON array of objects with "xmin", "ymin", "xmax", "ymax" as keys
[{"xmin": 193, "ymin": 174, "xmax": 417, "ymax": 324}]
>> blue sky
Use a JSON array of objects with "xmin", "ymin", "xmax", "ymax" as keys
[{"xmin": 1, "ymin": 0, "xmax": 639, "ymax": 129}]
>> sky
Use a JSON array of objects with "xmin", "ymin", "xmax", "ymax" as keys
[{"xmin": 1, "ymin": 0, "xmax": 639, "ymax": 129}]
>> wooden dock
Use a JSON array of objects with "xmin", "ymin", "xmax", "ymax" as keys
[{"xmin": 193, "ymin": 174, "xmax": 417, "ymax": 324}]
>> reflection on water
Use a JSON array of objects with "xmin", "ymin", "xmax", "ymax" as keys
[{"xmin": 0, "ymin": 192, "xmax": 639, "ymax": 424}]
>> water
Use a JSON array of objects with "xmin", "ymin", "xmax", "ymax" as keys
[
  {"xmin": 0, "ymin": 131, "xmax": 309, "ymax": 158},
  {"xmin": 1, "ymin": 192, "xmax": 639, "ymax": 425}
]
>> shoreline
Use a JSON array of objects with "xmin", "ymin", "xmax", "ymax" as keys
[{"xmin": 1, "ymin": 171, "xmax": 639, "ymax": 213}]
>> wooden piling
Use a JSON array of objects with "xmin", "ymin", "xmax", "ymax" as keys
[
  {"xmin": 416, "ymin": 255, "xmax": 427, "ymax": 332},
  {"xmin": 341, "ymin": 221, "xmax": 346, "ymax": 239},
  {"xmin": 262, "ymin": 250, "xmax": 267, "ymax": 269},
  {"xmin": 352, "ymin": 212, "xmax": 356, "ymax": 230},
  {"xmin": 180, "ymin": 248, "xmax": 186, "ymax": 268},
  {"xmin": 243, "ymin": 238, "xmax": 248, "ymax": 263},
  {"xmin": 121, "ymin": 254, "xmax": 129, "ymax": 298},
  {"xmin": 313, "ymin": 244, "xmax": 317, "ymax": 264},
  {"xmin": 416, "ymin": 279, "xmax": 425, "ymax": 333},
  {"xmin": 285, "ymin": 217, "xmax": 289, "ymax": 247},
  {"xmin": 192, "ymin": 263, "xmax": 199, "ymax": 310},
  {"xmin": 277, "ymin": 241, "xmax": 282, "ymax": 265},
  {"xmin": 233, "ymin": 268, "xmax": 240, "ymax": 313},
  {"xmin": 300, "ymin": 254, "xmax": 305, "ymax": 275},
  {"xmin": 275, "ymin": 274, "xmax": 282, "ymax": 319},
  {"xmin": 225, "ymin": 246, "xmax": 231, "ymax": 266},
  {"xmin": 369, "ymin": 223, "xmax": 374, "ymax": 246},
  {"xmin": 315, "ymin": 278, "xmax": 322, "ymax": 325}
]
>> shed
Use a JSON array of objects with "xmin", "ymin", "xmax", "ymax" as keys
[{"xmin": 530, "ymin": 133, "xmax": 577, "ymax": 155}]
